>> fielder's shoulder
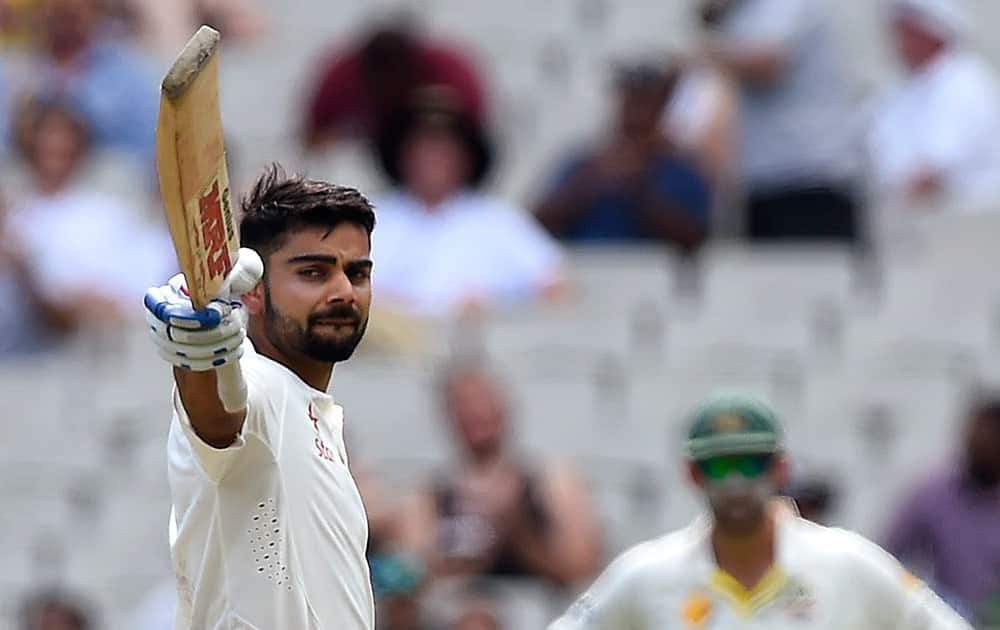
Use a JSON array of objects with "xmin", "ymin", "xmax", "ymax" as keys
[
  {"xmin": 798, "ymin": 519, "xmax": 913, "ymax": 583},
  {"xmin": 549, "ymin": 526, "xmax": 702, "ymax": 630},
  {"xmin": 610, "ymin": 522, "xmax": 706, "ymax": 584}
]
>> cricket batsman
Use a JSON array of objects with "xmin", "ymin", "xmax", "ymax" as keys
[
  {"xmin": 549, "ymin": 393, "xmax": 973, "ymax": 629},
  {"xmin": 144, "ymin": 166, "xmax": 377, "ymax": 629}
]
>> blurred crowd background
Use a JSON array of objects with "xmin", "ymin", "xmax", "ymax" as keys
[{"xmin": 2, "ymin": 0, "xmax": 1000, "ymax": 628}]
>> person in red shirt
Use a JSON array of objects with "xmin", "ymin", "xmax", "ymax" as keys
[{"xmin": 302, "ymin": 23, "xmax": 486, "ymax": 151}]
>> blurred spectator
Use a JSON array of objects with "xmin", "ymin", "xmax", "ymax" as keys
[
  {"xmin": 355, "ymin": 463, "xmax": 402, "ymax": 559},
  {"xmin": 452, "ymin": 604, "xmax": 498, "ymax": 630},
  {"xmin": 785, "ymin": 472, "xmax": 837, "ymax": 524},
  {"xmin": 533, "ymin": 63, "xmax": 711, "ymax": 250},
  {"xmin": 884, "ymin": 395, "xmax": 1000, "ymax": 624},
  {"xmin": 700, "ymin": 0, "xmax": 863, "ymax": 241},
  {"xmin": 662, "ymin": 61, "xmax": 740, "ymax": 204},
  {"xmin": 399, "ymin": 360, "xmax": 602, "ymax": 589},
  {"xmin": 0, "ymin": 186, "xmax": 72, "ymax": 355},
  {"xmin": 377, "ymin": 592, "xmax": 427, "ymax": 630},
  {"xmin": 0, "ymin": 0, "xmax": 39, "ymax": 47},
  {"xmin": 13, "ymin": 0, "xmax": 158, "ymax": 160},
  {"xmin": 868, "ymin": 0, "xmax": 1000, "ymax": 210},
  {"xmin": 449, "ymin": 581, "xmax": 500, "ymax": 630},
  {"xmin": 371, "ymin": 88, "xmax": 563, "ymax": 318},
  {"xmin": 0, "ymin": 56, "xmax": 11, "ymax": 156},
  {"xmin": 4, "ymin": 98, "xmax": 174, "ymax": 341},
  {"xmin": 302, "ymin": 21, "xmax": 486, "ymax": 151},
  {"xmin": 115, "ymin": 0, "xmax": 264, "ymax": 60},
  {"xmin": 20, "ymin": 588, "xmax": 92, "ymax": 630}
]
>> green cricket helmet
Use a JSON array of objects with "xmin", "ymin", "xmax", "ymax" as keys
[{"xmin": 685, "ymin": 392, "xmax": 784, "ymax": 461}]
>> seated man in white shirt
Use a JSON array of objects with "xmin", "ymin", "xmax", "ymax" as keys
[
  {"xmin": 868, "ymin": 0, "xmax": 1000, "ymax": 211},
  {"xmin": 373, "ymin": 87, "xmax": 564, "ymax": 319},
  {"xmin": 5, "ymin": 97, "xmax": 174, "ymax": 350},
  {"xmin": 549, "ymin": 393, "xmax": 971, "ymax": 630}
]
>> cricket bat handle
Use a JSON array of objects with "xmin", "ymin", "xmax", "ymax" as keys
[{"xmin": 217, "ymin": 361, "xmax": 247, "ymax": 413}]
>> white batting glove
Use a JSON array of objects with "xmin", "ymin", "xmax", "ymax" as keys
[{"xmin": 143, "ymin": 248, "xmax": 261, "ymax": 371}]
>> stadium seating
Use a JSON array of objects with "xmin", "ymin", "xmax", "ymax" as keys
[
  {"xmin": 4, "ymin": 224, "xmax": 992, "ymax": 627},
  {"xmin": 7, "ymin": 0, "xmax": 1000, "ymax": 625}
]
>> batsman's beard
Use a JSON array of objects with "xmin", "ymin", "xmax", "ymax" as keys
[{"xmin": 262, "ymin": 282, "xmax": 367, "ymax": 363}]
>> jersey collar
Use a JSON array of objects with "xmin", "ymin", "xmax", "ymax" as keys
[
  {"xmin": 244, "ymin": 338, "xmax": 336, "ymax": 403},
  {"xmin": 694, "ymin": 498, "xmax": 799, "ymax": 617}
]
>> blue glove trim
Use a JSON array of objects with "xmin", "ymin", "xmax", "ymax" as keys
[{"xmin": 144, "ymin": 291, "xmax": 223, "ymax": 329}]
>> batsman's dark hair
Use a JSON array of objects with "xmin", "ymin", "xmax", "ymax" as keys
[{"xmin": 239, "ymin": 163, "xmax": 376, "ymax": 258}]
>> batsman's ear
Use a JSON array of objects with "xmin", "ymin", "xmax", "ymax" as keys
[{"xmin": 242, "ymin": 281, "xmax": 265, "ymax": 316}]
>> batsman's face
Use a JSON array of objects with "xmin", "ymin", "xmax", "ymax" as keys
[{"xmin": 256, "ymin": 224, "xmax": 372, "ymax": 363}]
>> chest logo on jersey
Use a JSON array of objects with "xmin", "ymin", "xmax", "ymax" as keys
[
  {"xmin": 681, "ymin": 591, "xmax": 712, "ymax": 627},
  {"xmin": 307, "ymin": 403, "xmax": 340, "ymax": 465},
  {"xmin": 307, "ymin": 403, "xmax": 321, "ymax": 432}
]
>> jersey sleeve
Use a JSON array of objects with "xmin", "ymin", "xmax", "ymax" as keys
[
  {"xmin": 172, "ymin": 343, "xmax": 281, "ymax": 483},
  {"xmin": 548, "ymin": 554, "xmax": 637, "ymax": 630},
  {"xmin": 846, "ymin": 531, "xmax": 973, "ymax": 630}
]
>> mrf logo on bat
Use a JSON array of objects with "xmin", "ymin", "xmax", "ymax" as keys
[{"xmin": 193, "ymin": 175, "xmax": 235, "ymax": 288}]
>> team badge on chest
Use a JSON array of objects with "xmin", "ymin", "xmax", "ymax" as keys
[
  {"xmin": 307, "ymin": 403, "xmax": 343, "ymax": 465},
  {"xmin": 681, "ymin": 591, "xmax": 713, "ymax": 628}
]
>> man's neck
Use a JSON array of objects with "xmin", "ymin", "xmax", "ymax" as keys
[
  {"xmin": 248, "ymin": 333, "xmax": 333, "ymax": 392},
  {"xmin": 711, "ymin": 509, "xmax": 777, "ymax": 591},
  {"xmin": 35, "ymin": 174, "xmax": 72, "ymax": 196},
  {"xmin": 467, "ymin": 446, "xmax": 503, "ymax": 469}
]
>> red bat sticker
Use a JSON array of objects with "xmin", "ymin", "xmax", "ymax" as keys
[{"xmin": 199, "ymin": 179, "xmax": 233, "ymax": 280}]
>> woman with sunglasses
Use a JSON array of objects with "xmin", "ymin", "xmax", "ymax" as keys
[{"xmin": 549, "ymin": 392, "xmax": 971, "ymax": 629}]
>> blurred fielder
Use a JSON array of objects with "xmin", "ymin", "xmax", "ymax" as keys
[
  {"xmin": 144, "ymin": 166, "xmax": 376, "ymax": 629},
  {"xmin": 549, "ymin": 393, "xmax": 972, "ymax": 630}
]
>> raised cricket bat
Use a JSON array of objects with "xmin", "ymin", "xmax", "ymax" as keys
[{"xmin": 156, "ymin": 25, "xmax": 246, "ymax": 412}]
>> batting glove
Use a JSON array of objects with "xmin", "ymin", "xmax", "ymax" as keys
[{"xmin": 144, "ymin": 249, "xmax": 260, "ymax": 371}]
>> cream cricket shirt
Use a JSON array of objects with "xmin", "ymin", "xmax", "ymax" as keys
[
  {"xmin": 550, "ymin": 504, "xmax": 971, "ymax": 630},
  {"xmin": 167, "ymin": 340, "xmax": 374, "ymax": 630}
]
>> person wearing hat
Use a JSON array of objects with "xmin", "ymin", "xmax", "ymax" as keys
[
  {"xmin": 370, "ymin": 87, "xmax": 564, "ymax": 318},
  {"xmin": 548, "ymin": 393, "xmax": 971, "ymax": 629},
  {"xmin": 868, "ymin": 0, "xmax": 1000, "ymax": 211}
]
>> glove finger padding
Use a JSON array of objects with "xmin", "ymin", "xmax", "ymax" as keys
[
  {"xmin": 148, "ymin": 325, "xmax": 245, "ymax": 360},
  {"xmin": 144, "ymin": 305, "xmax": 247, "ymax": 344},
  {"xmin": 152, "ymin": 338, "xmax": 245, "ymax": 371}
]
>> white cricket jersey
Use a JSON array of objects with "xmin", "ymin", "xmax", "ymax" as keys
[
  {"xmin": 167, "ymin": 340, "xmax": 375, "ymax": 629},
  {"xmin": 550, "ymin": 503, "xmax": 971, "ymax": 630}
]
